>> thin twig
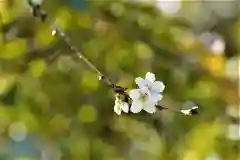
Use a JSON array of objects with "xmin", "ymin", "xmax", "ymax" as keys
[
  {"xmin": 27, "ymin": 1, "xmax": 199, "ymax": 116},
  {"xmin": 51, "ymin": 26, "xmax": 112, "ymax": 87},
  {"xmin": 156, "ymin": 104, "xmax": 199, "ymax": 116},
  {"xmin": 28, "ymin": 0, "xmax": 114, "ymax": 87}
]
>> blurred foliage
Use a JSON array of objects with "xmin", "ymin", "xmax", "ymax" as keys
[{"xmin": 0, "ymin": 0, "xmax": 239, "ymax": 160}]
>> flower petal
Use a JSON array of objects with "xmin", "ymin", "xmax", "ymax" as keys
[
  {"xmin": 122, "ymin": 103, "xmax": 129, "ymax": 113},
  {"xmin": 140, "ymin": 87, "xmax": 150, "ymax": 95},
  {"xmin": 143, "ymin": 101, "xmax": 156, "ymax": 114},
  {"xmin": 130, "ymin": 100, "xmax": 143, "ymax": 113},
  {"xmin": 150, "ymin": 93, "xmax": 163, "ymax": 102},
  {"xmin": 114, "ymin": 104, "xmax": 121, "ymax": 115},
  {"xmin": 142, "ymin": 87, "xmax": 153, "ymax": 98},
  {"xmin": 152, "ymin": 81, "xmax": 165, "ymax": 93},
  {"xmin": 129, "ymin": 89, "xmax": 140, "ymax": 100},
  {"xmin": 135, "ymin": 77, "xmax": 147, "ymax": 88},
  {"xmin": 145, "ymin": 72, "xmax": 155, "ymax": 83}
]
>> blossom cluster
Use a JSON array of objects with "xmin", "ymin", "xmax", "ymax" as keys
[{"xmin": 114, "ymin": 72, "xmax": 165, "ymax": 115}]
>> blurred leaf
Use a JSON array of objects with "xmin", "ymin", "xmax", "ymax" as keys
[{"xmin": 29, "ymin": 59, "xmax": 46, "ymax": 77}]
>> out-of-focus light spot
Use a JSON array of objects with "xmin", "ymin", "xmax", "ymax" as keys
[
  {"xmin": 226, "ymin": 105, "xmax": 240, "ymax": 118},
  {"xmin": 227, "ymin": 124, "xmax": 240, "ymax": 140},
  {"xmin": 156, "ymin": 0, "xmax": 181, "ymax": 15},
  {"xmin": 172, "ymin": 29, "xmax": 196, "ymax": 48},
  {"xmin": 94, "ymin": 20, "xmax": 108, "ymax": 35},
  {"xmin": 199, "ymin": 32, "xmax": 225, "ymax": 55},
  {"xmin": 137, "ymin": 13, "xmax": 152, "ymax": 28},
  {"xmin": 200, "ymin": 32, "xmax": 215, "ymax": 47},
  {"xmin": 30, "ymin": 0, "xmax": 43, "ymax": 5},
  {"xmin": 110, "ymin": 3, "xmax": 125, "ymax": 17},
  {"xmin": 205, "ymin": 153, "xmax": 221, "ymax": 160},
  {"xmin": 78, "ymin": 105, "xmax": 97, "ymax": 123},
  {"xmin": 57, "ymin": 56, "xmax": 74, "ymax": 73},
  {"xmin": 201, "ymin": 55, "xmax": 225, "ymax": 76},
  {"xmin": 8, "ymin": 122, "xmax": 28, "ymax": 143},
  {"xmin": 134, "ymin": 41, "xmax": 153, "ymax": 59},
  {"xmin": 183, "ymin": 150, "xmax": 199, "ymax": 160},
  {"xmin": 42, "ymin": 145, "xmax": 62, "ymax": 160},
  {"xmin": 225, "ymin": 57, "xmax": 240, "ymax": 80},
  {"xmin": 211, "ymin": 39, "xmax": 225, "ymax": 55}
]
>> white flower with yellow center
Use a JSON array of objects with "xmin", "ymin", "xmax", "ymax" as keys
[
  {"xmin": 135, "ymin": 72, "xmax": 165, "ymax": 102},
  {"xmin": 129, "ymin": 87, "xmax": 159, "ymax": 114}
]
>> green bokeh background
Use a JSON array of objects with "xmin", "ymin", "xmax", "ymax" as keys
[{"xmin": 0, "ymin": 0, "xmax": 239, "ymax": 160}]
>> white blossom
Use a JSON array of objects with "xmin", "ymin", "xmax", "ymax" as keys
[
  {"xmin": 135, "ymin": 72, "xmax": 165, "ymax": 100},
  {"xmin": 114, "ymin": 96, "xmax": 129, "ymax": 115},
  {"xmin": 52, "ymin": 29, "xmax": 57, "ymax": 36},
  {"xmin": 129, "ymin": 87, "xmax": 159, "ymax": 114},
  {"xmin": 180, "ymin": 106, "xmax": 198, "ymax": 116}
]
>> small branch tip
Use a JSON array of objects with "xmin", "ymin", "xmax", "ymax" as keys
[{"xmin": 180, "ymin": 106, "xmax": 199, "ymax": 116}]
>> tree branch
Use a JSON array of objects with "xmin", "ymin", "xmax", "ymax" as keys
[{"xmin": 27, "ymin": 0, "xmax": 199, "ymax": 116}]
